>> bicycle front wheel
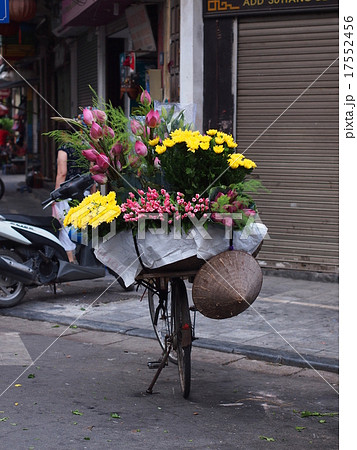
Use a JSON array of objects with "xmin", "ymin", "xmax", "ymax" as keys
[
  {"xmin": 172, "ymin": 278, "xmax": 192, "ymax": 399},
  {"xmin": 148, "ymin": 281, "xmax": 177, "ymax": 364}
]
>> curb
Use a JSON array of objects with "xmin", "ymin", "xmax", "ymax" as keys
[{"xmin": 0, "ymin": 308, "xmax": 339, "ymax": 374}]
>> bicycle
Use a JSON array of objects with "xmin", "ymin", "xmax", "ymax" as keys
[{"xmin": 136, "ymin": 267, "xmax": 199, "ymax": 399}]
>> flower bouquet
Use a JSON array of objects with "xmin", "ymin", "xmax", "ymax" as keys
[{"xmin": 48, "ymin": 89, "xmax": 267, "ymax": 286}]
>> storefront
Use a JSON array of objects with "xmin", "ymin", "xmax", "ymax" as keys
[{"xmin": 203, "ymin": 0, "xmax": 339, "ymax": 275}]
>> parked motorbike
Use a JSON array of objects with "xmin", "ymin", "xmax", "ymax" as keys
[
  {"xmin": 0, "ymin": 176, "xmax": 4, "ymax": 200},
  {"xmin": 0, "ymin": 173, "xmax": 129, "ymax": 308}
]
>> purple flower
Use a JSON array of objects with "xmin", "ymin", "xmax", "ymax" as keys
[
  {"xmin": 134, "ymin": 140, "xmax": 148, "ymax": 157},
  {"xmin": 110, "ymin": 143, "xmax": 124, "ymax": 157}
]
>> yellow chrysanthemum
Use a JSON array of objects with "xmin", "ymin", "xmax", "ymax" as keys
[
  {"xmin": 214, "ymin": 136, "xmax": 225, "ymax": 145},
  {"xmin": 155, "ymin": 144, "xmax": 167, "ymax": 155},
  {"xmin": 162, "ymin": 138, "xmax": 175, "ymax": 147},
  {"xmin": 201, "ymin": 135, "xmax": 212, "ymax": 143},
  {"xmin": 206, "ymin": 129, "xmax": 218, "ymax": 136},
  {"xmin": 228, "ymin": 153, "xmax": 245, "ymax": 169},
  {"xmin": 213, "ymin": 145, "xmax": 224, "ymax": 154},
  {"xmin": 243, "ymin": 158, "xmax": 257, "ymax": 170},
  {"xmin": 199, "ymin": 142, "xmax": 210, "ymax": 150},
  {"xmin": 63, "ymin": 191, "xmax": 121, "ymax": 229},
  {"xmin": 149, "ymin": 137, "xmax": 160, "ymax": 146}
]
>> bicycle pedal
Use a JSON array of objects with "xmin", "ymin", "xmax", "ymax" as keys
[{"xmin": 147, "ymin": 361, "xmax": 166, "ymax": 369}]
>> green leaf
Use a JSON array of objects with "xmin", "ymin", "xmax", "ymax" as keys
[
  {"xmin": 300, "ymin": 411, "xmax": 338, "ymax": 418},
  {"xmin": 70, "ymin": 325, "xmax": 78, "ymax": 329},
  {"xmin": 52, "ymin": 325, "xmax": 60, "ymax": 328},
  {"xmin": 111, "ymin": 413, "xmax": 121, "ymax": 419},
  {"xmin": 319, "ymin": 420, "xmax": 326, "ymax": 424},
  {"xmin": 259, "ymin": 436, "xmax": 275, "ymax": 442},
  {"xmin": 28, "ymin": 374, "xmax": 35, "ymax": 379},
  {"xmin": 84, "ymin": 437, "xmax": 90, "ymax": 440},
  {"xmin": 295, "ymin": 426, "xmax": 306, "ymax": 432},
  {"xmin": 0, "ymin": 417, "xmax": 9, "ymax": 422},
  {"xmin": 71, "ymin": 409, "xmax": 83, "ymax": 416}
]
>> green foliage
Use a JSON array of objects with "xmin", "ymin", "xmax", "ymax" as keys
[{"xmin": 0, "ymin": 118, "xmax": 13, "ymax": 133}]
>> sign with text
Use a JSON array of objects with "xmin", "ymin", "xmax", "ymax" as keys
[
  {"xmin": 0, "ymin": 0, "xmax": 9, "ymax": 23},
  {"xmin": 203, "ymin": 0, "xmax": 339, "ymax": 17}
]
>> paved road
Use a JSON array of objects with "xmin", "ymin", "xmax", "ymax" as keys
[{"xmin": 0, "ymin": 316, "xmax": 339, "ymax": 449}]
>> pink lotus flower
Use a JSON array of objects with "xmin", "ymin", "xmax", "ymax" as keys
[
  {"xmin": 82, "ymin": 148, "xmax": 98, "ymax": 162},
  {"xmin": 90, "ymin": 164, "xmax": 102, "ymax": 174},
  {"xmin": 96, "ymin": 153, "xmax": 110, "ymax": 171},
  {"xmin": 140, "ymin": 90, "xmax": 151, "ymax": 106},
  {"xmin": 90, "ymin": 122, "xmax": 103, "ymax": 140},
  {"xmin": 91, "ymin": 173, "xmax": 108, "ymax": 184},
  {"xmin": 110, "ymin": 143, "xmax": 124, "ymax": 157},
  {"xmin": 135, "ymin": 140, "xmax": 148, "ymax": 157},
  {"xmin": 92, "ymin": 109, "xmax": 107, "ymax": 123},
  {"xmin": 83, "ymin": 108, "xmax": 94, "ymax": 126},
  {"xmin": 145, "ymin": 110, "xmax": 161, "ymax": 128},
  {"xmin": 154, "ymin": 157, "xmax": 161, "ymax": 169},
  {"xmin": 130, "ymin": 119, "xmax": 142, "ymax": 135},
  {"xmin": 103, "ymin": 125, "xmax": 115, "ymax": 138},
  {"xmin": 128, "ymin": 154, "xmax": 140, "ymax": 167}
]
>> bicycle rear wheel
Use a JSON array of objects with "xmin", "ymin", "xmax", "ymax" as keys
[{"xmin": 172, "ymin": 278, "xmax": 192, "ymax": 399}]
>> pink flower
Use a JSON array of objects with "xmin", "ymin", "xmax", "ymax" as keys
[
  {"xmin": 91, "ymin": 173, "xmax": 108, "ymax": 184},
  {"xmin": 83, "ymin": 108, "xmax": 94, "ymax": 126},
  {"xmin": 110, "ymin": 143, "xmax": 124, "ymax": 158},
  {"xmin": 130, "ymin": 119, "xmax": 142, "ymax": 135},
  {"xmin": 90, "ymin": 164, "xmax": 102, "ymax": 174},
  {"xmin": 82, "ymin": 148, "xmax": 98, "ymax": 162},
  {"xmin": 96, "ymin": 153, "xmax": 110, "ymax": 171},
  {"xmin": 103, "ymin": 125, "xmax": 115, "ymax": 138},
  {"xmin": 243, "ymin": 209, "xmax": 256, "ymax": 217},
  {"xmin": 128, "ymin": 154, "xmax": 140, "ymax": 167},
  {"xmin": 145, "ymin": 110, "xmax": 161, "ymax": 128},
  {"xmin": 154, "ymin": 157, "xmax": 161, "ymax": 168},
  {"xmin": 116, "ymin": 160, "xmax": 122, "ymax": 171},
  {"xmin": 92, "ymin": 109, "xmax": 107, "ymax": 123},
  {"xmin": 90, "ymin": 122, "xmax": 103, "ymax": 140},
  {"xmin": 135, "ymin": 140, "xmax": 148, "ymax": 157},
  {"xmin": 140, "ymin": 90, "xmax": 151, "ymax": 106}
]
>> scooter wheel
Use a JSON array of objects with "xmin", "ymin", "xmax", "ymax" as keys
[{"xmin": 0, "ymin": 249, "xmax": 26, "ymax": 308}]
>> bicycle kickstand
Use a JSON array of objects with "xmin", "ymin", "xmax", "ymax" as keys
[{"xmin": 146, "ymin": 342, "xmax": 172, "ymax": 395}]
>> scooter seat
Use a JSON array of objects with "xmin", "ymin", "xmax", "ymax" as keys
[{"xmin": 3, "ymin": 214, "xmax": 62, "ymax": 235}]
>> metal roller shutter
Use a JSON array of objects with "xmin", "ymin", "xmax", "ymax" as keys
[
  {"xmin": 77, "ymin": 33, "xmax": 98, "ymax": 108},
  {"xmin": 236, "ymin": 12, "xmax": 338, "ymax": 274}
]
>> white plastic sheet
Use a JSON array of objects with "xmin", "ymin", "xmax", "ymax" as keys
[{"xmin": 94, "ymin": 222, "xmax": 268, "ymax": 287}]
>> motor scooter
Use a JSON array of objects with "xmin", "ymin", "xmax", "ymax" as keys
[
  {"xmin": 0, "ymin": 176, "xmax": 4, "ymax": 200},
  {"xmin": 0, "ymin": 173, "xmax": 128, "ymax": 308}
]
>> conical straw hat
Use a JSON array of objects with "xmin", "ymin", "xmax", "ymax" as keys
[{"xmin": 192, "ymin": 251, "xmax": 263, "ymax": 319}]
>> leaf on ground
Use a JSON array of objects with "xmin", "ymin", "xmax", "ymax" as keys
[
  {"xmin": 111, "ymin": 413, "xmax": 121, "ymax": 418},
  {"xmin": 300, "ymin": 411, "xmax": 338, "ymax": 418},
  {"xmin": 259, "ymin": 436, "xmax": 275, "ymax": 442},
  {"xmin": 295, "ymin": 426, "xmax": 306, "ymax": 432},
  {"xmin": 0, "ymin": 417, "xmax": 9, "ymax": 422},
  {"xmin": 84, "ymin": 437, "xmax": 90, "ymax": 440},
  {"xmin": 319, "ymin": 420, "xmax": 326, "ymax": 424},
  {"xmin": 71, "ymin": 409, "xmax": 83, "ymax": 416},
  {"xmin": 14, "ymin": 384, "xmax": 22, "ymax": 387},
  {"xmin": 28, "ymin": 374, "xmax": 35, "ymax": 379},
  {"xmin": 52, "ymin": 325, "xmax": 60, "ymax": 328}
]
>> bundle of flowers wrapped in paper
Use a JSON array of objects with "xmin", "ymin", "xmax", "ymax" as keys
[{"xmin": 48, "ymin": 88, "xmax": 265, "ymax": 239}]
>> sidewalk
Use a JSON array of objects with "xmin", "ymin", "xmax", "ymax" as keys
[{"xmin": 0, "ymin": 174, "xmax": 339, "ymax": 373}]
